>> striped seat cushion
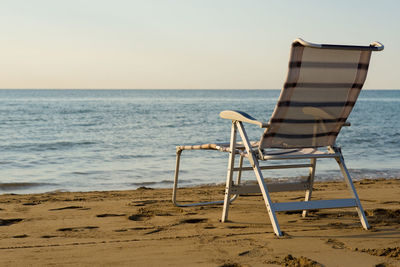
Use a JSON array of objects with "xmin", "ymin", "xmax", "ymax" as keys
[{"xmin": 260, "ymin": 42, "xmax": 372, "ymax": 149}]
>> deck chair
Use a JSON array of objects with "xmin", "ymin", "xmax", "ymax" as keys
[{"xmin": 172, "ymin": 38, "xmax": 384, "ymax": 236}]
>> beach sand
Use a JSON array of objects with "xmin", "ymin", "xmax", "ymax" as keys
[{"xmin": 1, "ymin": 178, "xmax": 399, "ymax": 266}]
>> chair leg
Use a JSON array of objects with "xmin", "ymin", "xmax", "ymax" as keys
[
  {"xmin": 252, "ymin": 161, "xmax": 283, "ymax": 236},
  {"xmin": 221, "ymin": 122, "xmax": 237, "ymax": 222},
  {"xmin": 235, "ymin": 154, "xmax": 244, "ymax": 186},
  {"xmin": 334, "ymin": 150, "xmax": 370, "ymax": 230},
  {"xmin": 172, "ymin": 148, "xmax": 183, "ymax": 206},
  {"xmin": 236, "ymin": 122, "xmax": 283, "ymax": 236},
  {"xmin": 302, "ymin": 158, "xmax": 317, "ymax": 217}
]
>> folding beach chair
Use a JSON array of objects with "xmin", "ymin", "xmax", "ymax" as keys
[{"xmin": 172, "ymin": 38, "xmax": 384, "ymax": 236}]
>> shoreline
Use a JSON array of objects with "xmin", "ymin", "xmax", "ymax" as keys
[
  {"xmin": 2, "ymin": 176, "xmax": 400, "ymax": 196},
  {"xmin": 1, "ymin": 178, "xmax": 399, "ymax": 266}
]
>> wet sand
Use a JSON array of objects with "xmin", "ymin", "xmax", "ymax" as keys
[{"xmin": 0, "ymin": 178, "xmax": 399, "ymax": 266}]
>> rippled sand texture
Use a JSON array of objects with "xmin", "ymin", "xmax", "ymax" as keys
[{"xmin": 0, "ymin": 178, "xmax": 399, "ymax": 266}]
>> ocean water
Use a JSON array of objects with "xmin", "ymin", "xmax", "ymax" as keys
[{"xmin": 0, "ymin": 89, "xmax": 399, "ymax": 194}]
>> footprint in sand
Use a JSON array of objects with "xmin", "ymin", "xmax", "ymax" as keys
[
  {"xmin": 129, "ymin": 200, "xmax": 157, "ymax": 207},
  {"xmin": 381, "ymin": 201, "xmax": 400, "ymax": 205},
  {"xmin": 289, "ymin": 196, "xmax": 305, "ymax": 200},
  {"xmin": 184, "ymin": 212, "xmax": 198, "ymax": 215},
  {"xmin": 218, "ymin": 262, "xmax": 242, "ymax": 267},
  {"xmin": 96, "ymin": 214, "xmax": 126, "ymax": 218},
  {"xmin": 227, "ymin": 225, "xmax": 248, "ymax": 229},
  {"xmin": 57, "ymin": 226, "xmax": 99, "ymax": 232},
  {"xmin": 328, "ymin": 222, "xmax": 349, "ymax": 229},
  {"xmin": 366, "ymin": 208, "xmax": 400, "ymax": 225},
  {"xmin": 179, "ymin": 218, "xmax": 207, "ymax": 224},
  {"xmin": 0, "ymin": 218, "xmax": 23, "ymax": 226},
  {"xmin": 114, "ymin": 229, "xmax": 128, "ymax": 232},
  {"xmin": 238, "ymin": 248, "xmax": 267, "ymax": 257},
  {"xmin": 114, "ymin": 226, "xmax": 156, "ymax": 232},
  {"xmin": 49, "ymin": 206, "xmax": 90, "ymax": 211},
  {"xmin": 144, "ymin": 228, "xmax": 163, "ymax": 235},
  {"xmin": 41, "ymin": 235, "xmax": 58, "ymax": 238},
  {"xmin": 129, "ymin": 227, "xmax": 154, "ymax": 230},
  {"xmin": 284, "ymin": 210, "xmax": 303, "ymax": 215},
  {"xmin": 13, "ymin": 234, "xmax": 28, "ymax": 238},
  {"xmin": 128, "ymin": 214, "xmax": 151, "ymax": 221},
  {"xmin": 238, "ymin": 250, "xmax": 250, "ymax": 256},
  {"xmin": 354, "ymin": 247, "xmax": 400, "ymax": 259},
  {"xmin": 128, "ymin": 208, "xmax": 155, "ymax": 221},
  {"xmin": 325, "ymin": 238, "xmax": 346, "ymax": 249},
  {"xmin": 267, "ymin": 254, "xmax": 322, "ymax": 267},
  {"xmin": 22, "ymin": 202, "xmax": 40, "ymax": 206}
]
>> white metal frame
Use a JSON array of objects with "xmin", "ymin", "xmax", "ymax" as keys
[
  {"xmin": 219, "ymin": 120, "xmax": 369, "ymax": 236},
  {"xmin": 294, "ymin": 38, "xmax": 384, "ymax": 51},
  {"xmin": 172, "ymin": 145, "xmax": 244, "ymax": 207},
  {"xmin": 172, "ymin": 120, "xmax": 370, "ymax": 236}
]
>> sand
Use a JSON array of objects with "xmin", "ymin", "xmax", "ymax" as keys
[{"xmin": 0, "ymin": 178, "xmax": 399, "ymax": 266}]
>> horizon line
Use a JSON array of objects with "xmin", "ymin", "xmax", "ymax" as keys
[{"xmin": 0, "ymin": 88, "xmax": 398, "ymax": 90}]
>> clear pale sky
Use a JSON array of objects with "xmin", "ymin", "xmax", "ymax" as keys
[{"xmin": 1, "ymin": 0, "xmax": 398, "ymax": 89}]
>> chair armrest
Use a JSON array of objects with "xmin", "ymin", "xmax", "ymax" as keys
[{"xmin": 219, "ymin": 110, "xmax": 269, "ymax": 128}]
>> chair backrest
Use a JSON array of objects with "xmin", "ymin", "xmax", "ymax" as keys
[{"xmin": 260, "ymin": 38, "xmax": 383, "ymax": 149}]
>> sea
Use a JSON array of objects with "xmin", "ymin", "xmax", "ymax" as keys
[{"xmin": 1, "ymin": 89, "xmax": 399, "ymax": 194}]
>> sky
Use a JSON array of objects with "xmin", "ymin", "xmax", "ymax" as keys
[{"xmin": 0, "ymin": 0, "xmax": 399, "ymax": 89}]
